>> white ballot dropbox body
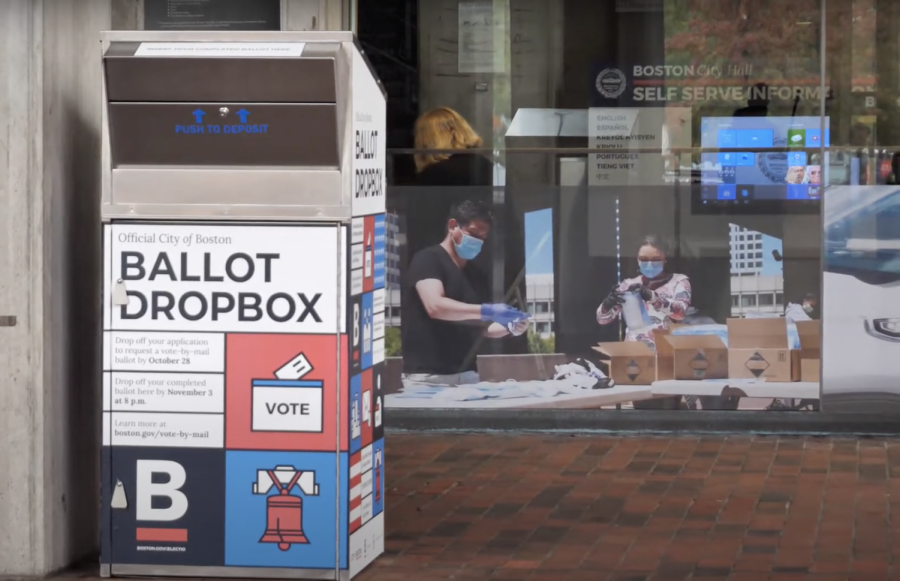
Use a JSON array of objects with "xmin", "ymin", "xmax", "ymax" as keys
[{"xmin": 99, "ymin": 32, "xmax": 386, "ymax": 580}]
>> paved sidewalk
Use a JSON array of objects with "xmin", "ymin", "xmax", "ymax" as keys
[{"xmin": 358, "ymin": 433, "xmax": 900, "ymax": 581}]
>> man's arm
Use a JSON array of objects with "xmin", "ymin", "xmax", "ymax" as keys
[
  {"xmin": 483, "ymin": 322, "xmax": 509, "ymax": 338},
  {"xmin": 415, "ymin": 279, "xmax": 483, "ymax": 321}
]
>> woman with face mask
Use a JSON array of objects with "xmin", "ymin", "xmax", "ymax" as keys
[
  {"xmin": 784, "ymin": 293, "xmax": 818, "ymax": 323},
  {"xmin": 596, "ymin": 235, "xmax": 692, "ymax": 348}
]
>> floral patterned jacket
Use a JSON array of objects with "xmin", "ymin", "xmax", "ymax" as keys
[{"xmin": 596, "ymin": 273, "xmax": 692, "ymax": 349}]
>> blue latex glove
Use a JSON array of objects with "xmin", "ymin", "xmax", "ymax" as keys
[{"xmin": 481, "ymin": 303, "xmax": 527, "ymax": 326}]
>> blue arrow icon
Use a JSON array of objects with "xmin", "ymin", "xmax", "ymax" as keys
[
  {"xmin": 192, "ymin": 109, "xmax": 205, "ymax": 124},
  {"xmin": 236, "ymin": 109, "xmax": 250, "ymax": 124}
]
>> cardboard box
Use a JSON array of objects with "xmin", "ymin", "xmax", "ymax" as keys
[
  {"xmin": 727, "ymin": 318, "xmax": 800, "ymax": 382},
  {"xmin": 593, "ymin": 342, "xmax": 656, "ymax": 385},
  {"xmin": 795, "ymin": 320, "xmax": 821, "ymax": 382},
  {"xmin": 658, "ymin": 334, "xmax": 729, "ymax": 381},
  {"xmin": 653, "ymin": 329, "xmax": 675, "ymax": 381}
]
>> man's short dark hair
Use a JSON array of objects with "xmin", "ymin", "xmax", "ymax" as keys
[{"xmin": 449, "ymin": 200, "xmax": 492, "ymax": 227}]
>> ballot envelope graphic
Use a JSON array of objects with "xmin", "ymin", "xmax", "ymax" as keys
[{"xmin": 251, "ymin": 352, "xmax": 325, "ymax": 433}]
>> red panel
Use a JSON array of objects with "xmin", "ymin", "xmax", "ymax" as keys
[
  {"xmin": 136, "ymin": 528, "xmax": 188, "ymax": 542},
  {"xmin": 225, "ymin": 334, "xmax": 339, "ymax": 451}
]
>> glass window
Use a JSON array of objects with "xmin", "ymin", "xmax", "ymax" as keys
[{"xmin": 362, "ymin": 0, "xmax": 840, "ymax": 414}]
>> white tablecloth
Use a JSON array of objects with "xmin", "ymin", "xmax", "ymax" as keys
[
  {"xmin": 385, "ymin": 380, "xmax": 655, "ymax": 409},
  {"xmin": 651, "ymin": 379, "xmax": 820, "ymax": 400}
]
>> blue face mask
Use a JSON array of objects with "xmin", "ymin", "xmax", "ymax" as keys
[
  {"xmin": 639, "ymin": 260, "xmax": 664, "ymax": 279},
  {"xmin": 453, "ymin": 229, "xmax": 484, "ymax": 260}
]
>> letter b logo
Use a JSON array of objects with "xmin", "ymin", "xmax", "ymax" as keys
[{"xmin": 136, "ymin": 460, "xmax": 188, "ymax": 522}]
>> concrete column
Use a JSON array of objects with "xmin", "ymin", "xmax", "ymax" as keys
[
  {"xmin": 0, "ymin": 0, "xmax": 110, "ymax": 575},
  {"xmin": 0, "ymin": 1, "xmax": 352, "ymax": 575},
  {"xmin": 320, "ymin": 0, "xmax": 351, "ymax": 31},
  {"xmin": 284, "ymin": 0, "xmax": 326, "ymax": 30}
]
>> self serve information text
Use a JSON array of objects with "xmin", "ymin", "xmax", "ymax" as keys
[{"xmin": 118, "ymin": 251, "xmax": 322, "ymax": 323}]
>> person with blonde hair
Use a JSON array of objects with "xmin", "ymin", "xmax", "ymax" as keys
[
  {"xmin": 406, "ymin": 107, "xmax": 494, "ymax": 266},
  {"xmin": 413, "ymin": 107, "xmax": 487, "ymax": 174}
]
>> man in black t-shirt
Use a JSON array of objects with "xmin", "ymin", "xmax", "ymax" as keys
[{"xmin": 401, "ymin": 200, "xmax": 529, "ymax": 387}]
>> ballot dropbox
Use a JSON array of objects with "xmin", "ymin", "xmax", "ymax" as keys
[{"xmin": 99, "ymin": 32, "xmax": 386, "ymax": 580}]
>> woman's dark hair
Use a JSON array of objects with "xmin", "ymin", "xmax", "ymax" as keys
[{"xmin": 638, "ymin": 234, "xmax": 670, "ymax": 257}]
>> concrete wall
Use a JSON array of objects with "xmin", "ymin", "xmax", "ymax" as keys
[
  {"xmin": 0, "ymin": 0, "xmax": 114, "ymax": 575},
  {"xmin": 0, "ymin": 0, "xmax": 346, "ymax": 576}
]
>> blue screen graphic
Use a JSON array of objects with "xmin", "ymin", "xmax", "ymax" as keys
[{"xmin": 700, "ymin": 116, "xmax": 829, "ymax": 204}]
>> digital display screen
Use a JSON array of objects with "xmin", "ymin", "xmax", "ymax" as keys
[{"xmin": 697, "ymin": 116, "xmax": 829, "ymax": 213}]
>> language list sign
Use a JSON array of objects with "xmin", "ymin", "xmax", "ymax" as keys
[{"xmin": 588, "ymin": 107, "xmax": 691, "ymax": 186}]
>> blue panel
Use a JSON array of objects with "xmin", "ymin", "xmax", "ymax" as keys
[
  {"xmin": 717, "ymin": 185, "xmax": 736, "ymax": 200},
  {"xmin": 787, "ymin": 152, "xmax": 808, "ymax": 167},
  {"xmin": 717, "ymin": 130, "xmax": 736, "ymax": 148},
  {"xmin": 717, "ymin": 152, "xmax": 739, "ymax": 166},
  {"xmin": 805, "ymin": 129, "xmax": 821, "ymax": 148},
  {"xmin": 361, "ymin": 292, "xmax": 374, "ymax": 370},
  {"xmin": 720, "ymin": 166, "xmax": 737, "ymax": 184},
  {"xmin": 735, "ymin": 129, "xmax": 774, "ymax": 148},
  {"xmin": 373, "ymin": 215, "xmax": 386, "ymax": 291},
  {"xmin": 349, "ymin": 375, "xmax": 363, "ymax": 455},
  {"xmin": 371, "ymin": 439, "xmax": 385, "ymax": 518},
  {"xmin": 735, "ymin": 152, "xmax": 755, "ymax": 167},
  {"xmin": 251, "ymin": 380, "xmax": 324, "ymax": 388},
  {"xmin": 224, "ymin": 451, "xmax": 347, "ymax": 569}
]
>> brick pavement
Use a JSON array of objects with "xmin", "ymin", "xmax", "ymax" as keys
[{"xmin": 356, "ymin": 433, "xmax": 900, "ymax": 581}]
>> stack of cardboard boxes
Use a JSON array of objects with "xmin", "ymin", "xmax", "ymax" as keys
[{"xmin": 593, "ymin": 318, "xmax": 821, "ymax": 386}]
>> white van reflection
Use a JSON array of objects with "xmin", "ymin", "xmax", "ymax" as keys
[{"xmin": 823, "ymin": 186, "xmax": 900, "ymax": 404}]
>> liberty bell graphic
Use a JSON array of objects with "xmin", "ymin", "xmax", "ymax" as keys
[{"xmin": 252, "ymin": 466, "xmax": 320, "ymax": 551}]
